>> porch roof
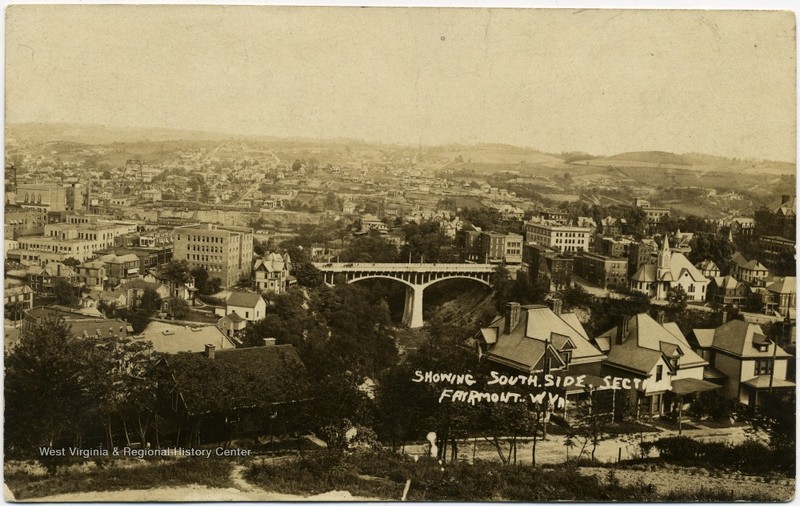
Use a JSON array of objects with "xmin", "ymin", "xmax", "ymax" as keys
[
  {"xmin": 670, "ymin": 378, "xmax": 721, "ymax": 396},
  {"xmin": 742, "ymin": 376, "xmax": 796, "ymax": 390}
]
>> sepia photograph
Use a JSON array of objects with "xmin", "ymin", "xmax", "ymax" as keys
[{"xmin": 2, "ymin": 4, "xmax": 796, "ymax": 502}]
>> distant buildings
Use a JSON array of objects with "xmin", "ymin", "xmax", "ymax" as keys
[
  {"xmin": 755, "ymin": 194, "xmax": 795, "ymax": 241},
  {"xmin": 173, "ymin": 223, "xmax": 254, "ymax": 287},
  {"xmin": 632, "ymin": 198, "xmax": 670, "ymax": 225},
  {"xmin": 524, "ymin": 217, "xmax": 591, "ymax": 253},
  {"xmin": 522, "ymin": 244, "xmax": 573, "ymax": 292},
  {"xmin": 573, "ymin": 252, "xmax": 628, "ymax": 290}
]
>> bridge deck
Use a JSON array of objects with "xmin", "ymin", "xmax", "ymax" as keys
[{"xmin": 313, "ymin": 262, "xmax": 497, "ymax": 272}]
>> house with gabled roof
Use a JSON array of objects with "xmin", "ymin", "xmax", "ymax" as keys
[
  {"xmin": 730, "ymin": 252, "xmax": 770, "ymax": 287},
  {"xmin": 120, "ymin": 279, "xmax": 170, "ymax": 309},
  {"xmin": 469, "ymin": 301, "xmax": 606, "ymax": 377},
  {"xmin": 707, "ymin": 275, "xmax": 747, "ymax": 307},
  {"xmin": 253, "ymin": 252, "xmax": 291, "ymax": 295},
  {"xmin": 156, "ymin": 341, "xmax": 312, "ymax": 445},
  {"xmin": 217, "ymin": 311, "xmax": 248, "ymax": 339},
  {"xmin": 695, "ymin": 259, "xmax": 720, "ymax": 279},
  {"xmin": 689, "ymin": 319, "xmax": 794, "ymax": 406},
  {"xmin": 223, "ymin": 291, "xmax": 267, "ymax": 322},
  {"xmin": 594, "ymin": 312, "xmax": 717, "ymax": 416},
  {"xmin": 630, "ymin": 237, "xmax": 709, "ymax": 301}
]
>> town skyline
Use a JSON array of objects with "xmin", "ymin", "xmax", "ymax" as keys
[{"xmin": 6, "ymin": 7, "xmax": 796, "ymax": 162}]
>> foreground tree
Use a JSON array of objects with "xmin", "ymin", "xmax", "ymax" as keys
[{"xmin": 5, "ymin": 317, "xmax": 100, "ymax": 453}]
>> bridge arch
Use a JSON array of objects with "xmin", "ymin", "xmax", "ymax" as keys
[
  {"xmin": 316, "ymin": 263, "xmax": 497, "ymax": 328},
  {"xmin": 334, "ymin": 273, "xmax": 493, "ymax": 328}
]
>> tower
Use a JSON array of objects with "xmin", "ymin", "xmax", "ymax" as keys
[{"xmin": 657, "ymin": 235, "xmax": 671, "ymax": 279}]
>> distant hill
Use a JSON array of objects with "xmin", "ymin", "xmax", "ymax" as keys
[
  {"xmin": 6, "ymin": 123, "xmax": 243, "ymax": 145},
  {"xmin": 600, "ymin": 151, "xmax": 691, "ymax": 166}
]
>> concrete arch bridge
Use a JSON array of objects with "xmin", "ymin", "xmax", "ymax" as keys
[{"xmin": 313, "ymin": 262, "xmax": 497, "ymax": 328}]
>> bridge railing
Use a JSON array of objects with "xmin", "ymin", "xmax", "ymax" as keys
[{"xmin": 312, "ymin": 262, "xmax": 498, "ymax": 272}]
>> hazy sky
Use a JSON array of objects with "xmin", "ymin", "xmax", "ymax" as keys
[{"xmin": 5, "ymin": 6, "xmax": 796, "ymax": 161}]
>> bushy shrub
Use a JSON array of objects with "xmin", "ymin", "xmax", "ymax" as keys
[{"xmin": 652, "ymin": 436, "xmax": 703, "ymax": 460}]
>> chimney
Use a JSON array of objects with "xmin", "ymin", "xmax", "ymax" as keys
[
  {"xmin": 616, "ymin": 315, "xmax": 629, "ymax": 345},
  {"xmin": 505, "ymin": 302, "xmax": 521, "ymax": 334},
  {"xmin": 721, "ymin": 310, "xmax": 728, "ymax": 325},
  {"xmin": 551, "ymin": 298, "xmax": 563, "ymax": 316},
  {"xmin": 205, "ymin": 344, "xmax": 216, "ymax": 359},
  {"xmin": 656, "ymin": 311, "xmax": 665, "ymax": 325},
  {"xmin": 781, "ymin": 195, "xmax": 791, "ymax": 205},
  {"xmin": 263, "ymin": 338, "xmax": 277, "ymax": 347}
]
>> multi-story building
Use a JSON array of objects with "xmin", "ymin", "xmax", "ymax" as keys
[
  {"xmin": 596, "ymin": 313, "xmax": 709, "ymax": 416},
  {"xmin": 597, "ymin": 236, "xmax": 634, "ymax": 258},
  {"xmin": 456, "ymin": 225, "xmax": 482, "ymax": 262},
  {"xmin": 522, "ymin": 243, "xmax": 574, "ymax": 292},
  {"xmin": 730, "ymin": 252, "xmax": 770, "ymax": 287},
  {"xmin": 15, "ymin": 182, "xmax": 68, "ymax": 212},
  {"xmin": 598, "ymin": 216, "xmax": 624, "ymax": 236},
  {"xmin": 99, "ymin": 253, "xmax": 142, "ymax": 286},
  {"xmin": 695, "ymin": 259, "xmax": 721, "ymax": 279},
  {"xmin": 173, "ymin": 223, "xmax": 254, "ymax": 287},
  {"xmin": 524, "ymin": 217, "xmax": 591, "ymax": 253},
  {"xmin": 633, "ymin": 198, "xmax": 670, "ymax": 225},
  {"xmin": 758, "ymin": 235, "xmax": 796, "ymax": 275},
  {"xmin": 755, "ymin": 194, "xmax": 795, "ymax": 241},
  {"xmin": 628, "ymin": 239, "xmax": 658, "ymax": 277},
  {"xmin": 75, "ymin": 259, "xmax": 107, "ymax": 289},
  {"xmin": 503, "ymin": 233, "xmax": 523, "ymax": 264},
  {"xmin": 4, "ymin": 207, "xmax": 42, "ymax": 239},
  {"xmin": 476, "ymin": 232, "xmax": 523, "ymax": 264},
  {"xmin": 253, "ymin": 252, "xmax": 291, "ymax": 294},
  {"xmin": 706, "ymin": 275, "xmax": 747, "ymax": 307},
  {"xmin": 10, "ymin": 221, "xmax": 138, "ymax": 265},
  {"xmin": 689, "ymin": 319, "xmax": 794, "ymax": 406},
  {"xmin": 574, "ymin": 252, "xmax": 628, "ymax": 290},
  {"xmin": 26, "ymin": 262, "xmax": 77, "ymax": 294}
]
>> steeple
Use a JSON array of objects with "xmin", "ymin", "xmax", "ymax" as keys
[{"xmin": 657, "ymin": 235, "xmax": 671, "ymax": 278}]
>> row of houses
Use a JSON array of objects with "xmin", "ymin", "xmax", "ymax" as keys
[{"xmin": 468, "ymin": 301, "xmax": 794, "ymax": 417}]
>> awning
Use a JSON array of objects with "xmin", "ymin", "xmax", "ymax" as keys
[{"xmin": 670, "ymin": 378, "xmax": 722, "ymax": 396}]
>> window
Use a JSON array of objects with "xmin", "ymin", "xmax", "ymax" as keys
[
  {"xmin": 655, "ymin": 365, "xmax": 663, "ymax": 381},
  {"xmin": 755, "ymin": 359, "xmax": 772, "ymax": 376}
]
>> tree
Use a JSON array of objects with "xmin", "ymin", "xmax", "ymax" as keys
[
  {"xmin": 666, "ymin": 285, "xmax": 688, "ymax": 314},
  {"xmin": 52, "ymin": 278, "xmax": 79, "ymax": 306},
  {"xmin": 570, "ymin": 397, "xmax": 613, "ymax": 462},
  {"xmin": 562, "ymin": 285, "xmax": 593, "ymax": 310},
  {"xmin": 687, "ymin": 233, "xmax": 735, "ymax": 275},
  {"xmin": 253, "ymin": 239, "xmax": 267, "ymax": 257},
  {"xmin": 740, "ymin": 393, "xmax": 795, "ymax": 474},
  {"xmin": 61, "ymin": 257, "xmax": 81, "ymax": 268},
  {"xmin": 190, "ymin": 266, "xmax": 210, "ymax": 294},
  {"xmin": 168, "ymin": 298, "xmax": 190, "ymax": 319},
  {"xmin": 340, "ymin": 234, "xmax": 399, "ymax": 263},
  {"xmin": 158, "ymin": 260, "xmax": 192, "ymax": 285},
  {"xmin": 5, "ymin": 316, "xmax": 101, "ymax": 454},
  {"xmin": 115, "ymin": 308, "xmax": 152, "ymax": 334},
  {"xmin": 140, "ymin": 288, "xmax": 162, "ymax": 311}
]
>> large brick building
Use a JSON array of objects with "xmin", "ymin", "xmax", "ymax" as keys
[{"xmin": 173, "ymin": 223, "xmax": 254, "ymax": 287}]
